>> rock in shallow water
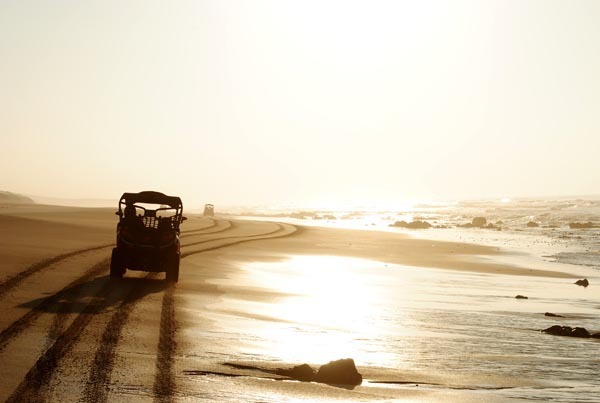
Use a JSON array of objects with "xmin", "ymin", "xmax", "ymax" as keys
[
  {"xmin": 544, "ymin": 312, "xmax": 564, "ymax": 317},
  {"xmin": 389, "ymin": 220, "xmax": 432, "ymax": 229},
  {"xmin": 569, "ymin": 222, "xmax": 595, "ymax": 229},
  {"xmin": 471, "ymin": 217, "xmax": 487, "ymax": 227},
  {"xmin": 515, "ymin": 295, "xmax": 528, "ymax": 299},
  {"xmin": 314, "ymin": 358, "xmax": 362, "ymax": 386},
  {"xmin": 276, "ymin": 364, "xmax": 315, "ymax": 382},
  {"xmin": 542, "ymin": 325, "xmax": 591, "ymax": 338},
  {"xmin": 571, "ymin": 327, "xmax": 591, "ymax": 338},
  {"xmin": 575, "ymin": 278, "xmax": 589, "ymax": 287}
]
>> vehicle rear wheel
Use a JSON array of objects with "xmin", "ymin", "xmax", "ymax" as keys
[
  {"xmin": 110, "ymin": 248, "xmax": 125, "ymax": 278},
  {"xmin": 165, "ymin": 253, "xmax": 180, "ymax": 283}
]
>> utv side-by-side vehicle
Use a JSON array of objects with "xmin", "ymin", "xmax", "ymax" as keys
[
  {"xmin": 110, "ymin": 191, "xmax": 186, "ymax": 282},
  {"xmin": 203, "ymin": 203, "xmax": 214, "ymax": 217}
]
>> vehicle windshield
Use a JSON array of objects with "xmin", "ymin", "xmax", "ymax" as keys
[
  {"xmin": 156, "ymin": 208, "xmax": 177, "ymax": 218},
  {"xmin": 124, "ymin": 203, "xmax": 179, "ymax": 218}
]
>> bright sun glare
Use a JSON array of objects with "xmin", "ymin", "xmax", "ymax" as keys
[{"xmin": 228, "ymin": 255, "xmax": 407, "ymax": 366}]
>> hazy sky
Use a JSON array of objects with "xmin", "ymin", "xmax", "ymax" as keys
[{"xmin": 1, "ymin": 0, "xmax": 599, "ymax": 207}]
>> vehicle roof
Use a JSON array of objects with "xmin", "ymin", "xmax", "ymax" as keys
[{"xmin": 119, "ymin": 191, "xmax": 182, "ymax": 209}]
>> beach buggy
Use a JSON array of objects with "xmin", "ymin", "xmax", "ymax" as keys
[{"xmin": 110, "ymin": 191, "xmax": 186, "ymax": 282}]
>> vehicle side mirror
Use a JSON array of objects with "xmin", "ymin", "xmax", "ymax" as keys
[
  {"xmin": 115, "ymin": 211, "xmax": 122, "ymax": 216},
  {"xmin": 182, "ymin": 216, "xmax": 188, "ymax": 221}
]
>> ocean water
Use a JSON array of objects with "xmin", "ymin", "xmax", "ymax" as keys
[
  {"xmin": 183, "ymin": 254, "xmax": 600, "ymax": 402},
  {"xmin": 233, "ymin": 197, "xmax": 600, "ymax": 273}
]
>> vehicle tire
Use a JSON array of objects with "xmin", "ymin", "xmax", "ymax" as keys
[
  {"xmin": 165, "ymin": 253, "xmax": 180, "ymax": 283},
  {"xmin": 110, "ymin": 248, "xmax": 125, "ymax": 279}
]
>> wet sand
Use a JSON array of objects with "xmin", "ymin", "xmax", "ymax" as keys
[{"xmin": 0, "ymin": 204, "xmax": 598, "ymax": 401}]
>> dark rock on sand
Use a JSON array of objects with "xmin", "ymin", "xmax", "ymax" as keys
[
  {"xmin": 542, "ymin": 325, "xmax": 591, "ymax": 338},
  {"xmin": 569, "ymin": 222, "xmax": 595, "ymax": 229},
  {"xmin": 591, "ymin": 333, "xmax": 600, "ymax": 339},
  {"xmin": 472, "ymin": 217, "xmax": 487, "ymax": 227},
  {"xmin": 515, "ymin": 295, "xmax": 528, "ymax": 299},
  {"xmin": 545, "ymin": 312, "xmax": 564, "ymax": 318},
  {"xmin": 314, "ymin": 358, "xmax": 362, "ymax": 385},
  {"xmin": 575, "ymin": 279, "xmax": 589, "ymax": 287},
  {"xmin": 458, "ymin": 217, "xmax": 492, "ymax": 228},
  {"xmin": 276, "ymin": 364, "xmax": 316, "ymax": 382},
  {"xmin": 389, "ymin": 220, "xmax": 432, "ymax": 229},
  {"xmin": 527, "ymin": 221, "xmax": 539, "ymax": 227}
]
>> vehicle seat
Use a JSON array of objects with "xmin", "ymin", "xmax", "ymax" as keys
[
  {"xmin": 123, "ymin": 205, "xmax": 145, "ymax": 231},
  {"xmin": 157, "ymin": 217, "xmax": 172, "ymax": 231}
]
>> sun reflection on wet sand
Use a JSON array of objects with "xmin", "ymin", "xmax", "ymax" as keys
[{"xmin": 210, "ymin": 255, "xmax": 426, "ymax": 367}]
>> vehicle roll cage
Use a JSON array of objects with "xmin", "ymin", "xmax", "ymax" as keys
[{"xmin": 116, "ymin": 191, "xmax": 185, "ymax": 227}]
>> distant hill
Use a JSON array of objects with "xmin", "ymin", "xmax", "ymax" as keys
[{"xmin": 0, "ymin": 191, "xmax": 35, "ymax": 204}]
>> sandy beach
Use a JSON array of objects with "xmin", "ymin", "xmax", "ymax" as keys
[{"xmin": 0, "ymin": 204, "xmax": 598, "ymax": 402}]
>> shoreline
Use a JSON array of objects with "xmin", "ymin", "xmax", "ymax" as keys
[{"xmin": 233, "ymin": 215, "xmax": 593, "ymax": 279}]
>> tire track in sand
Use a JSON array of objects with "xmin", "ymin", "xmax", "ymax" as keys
[
  {"xmin": 0, "ymin": 259, "xmax": 110, "ymax": 354},
  {"xmin": 152, "ymin": 223, "xmax": 298, "ymax": 402},
  {"xmin": 7, "ymin": 272, "xmax": 162, "ymax": 402},
  {"xmin": 179, "ymin": 223, "xmax": 290, "ymax": 257},
  {"xmin": 5, "ymin": 266, "xmax": 115, "ymax": 403},
  {"xmin": 180, "ymin": 220, "xmax": 232, "ymax": 239},
  {"xmin": 152, "ymin": 284, "xmax": 176, "ymax": 403},
  {"xmin": 178, "ymin": 218, "xmax": 217, "ymax": 237},
  {"xmin": 0, "ymin": 244, "xmax": 114, "ymax": 300},
  {"xmin": 178, "ymin": 221, "xmax": 296, "ymax": 255},
  {"xmin": 80, "ymin": 273, "xmax": 159, "ymax": 403}
]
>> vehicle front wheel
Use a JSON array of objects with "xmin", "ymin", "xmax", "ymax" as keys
[
  {"xmin": 165, "ymin": 253, "xmax": 180, "ymax": 283},
  {"xmin": 110, "ymin": 248, "xmax": 125, "ymax": 278}
]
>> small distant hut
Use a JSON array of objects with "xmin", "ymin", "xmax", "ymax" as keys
[{"xmin": 203, "ymin": 204, "xmax": 215, "ymax": 217}]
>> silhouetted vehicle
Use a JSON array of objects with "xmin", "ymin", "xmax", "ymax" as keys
[
  {"xmin": 203, "ymin": 203, "xmax": 214, "ymax": 217},
  {"xmin": 111, "ymin": 191, "xmax": 186, "ymax": 282}
]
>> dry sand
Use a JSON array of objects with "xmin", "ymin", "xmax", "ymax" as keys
[{"xmin": 0, "ymin": 204, "xmax": 595, "ymax": 402}]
